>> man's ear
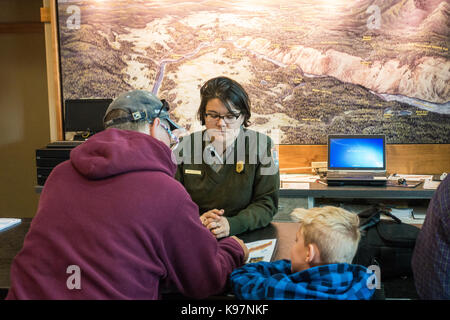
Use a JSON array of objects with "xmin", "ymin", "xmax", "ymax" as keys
[{"xmin": 150, "ymin": 118, "xmax": 160, "ymax": 136}]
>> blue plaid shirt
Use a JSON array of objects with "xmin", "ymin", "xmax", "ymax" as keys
[
  {"xmin": 412, "ymin": 175, "xmax": 450, "ymax": 299},
  {"xmin": 230, "ymin": 260, "xmax": 374, "ymax": 300}
]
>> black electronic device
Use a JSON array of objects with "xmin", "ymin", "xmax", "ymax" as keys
[
  {"xmin": 64, "ymin": 98, "xmax": 112, "ymax": 137},
  {"xmin": 326, "ymin": 134, "xmax": 387, "ymax": 186},
  {"xmin": 35, "ymin": 141, "xmax": 84, "ymax": 186}
]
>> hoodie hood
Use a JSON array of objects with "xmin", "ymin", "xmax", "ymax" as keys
[{"xmin": 70, "ymin": 128, "xmax": 177, "ymax": 180}]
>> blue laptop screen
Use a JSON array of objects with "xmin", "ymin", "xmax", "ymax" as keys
[{"xmin": 328, "ymin": 136, "xmax": 385, "ymax": 170}]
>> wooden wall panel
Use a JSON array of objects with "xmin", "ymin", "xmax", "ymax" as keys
[
  {"xmin": 278, "ymin": 145, "xmax": 327, "ymax": 173},
  {"xmin": 279, "ymin": 144, "xmax": 450, "ymax": 175},
  {"xmin": 0, "ymin": 22, "xmax": 43, "ymax": 33},
  {"xmin": 49, "ymin": 0, "xmax": 63, "ymax": 140},
  {"xmin": 385, "ymin": 144, "xmax": 450, "ymax": 175},
  {"xmin": 43, "ymin": 0, "xmax": 63, "ymax": 141}
]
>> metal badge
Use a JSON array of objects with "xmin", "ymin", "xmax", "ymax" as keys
[{"xmin": 236, "ymin": 161, "xmax": 244, "ymax": 173}]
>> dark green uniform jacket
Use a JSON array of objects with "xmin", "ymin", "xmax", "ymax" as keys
[{"xmin": 174, "ymin": 128, "xmax": 280, "ymax": 236}]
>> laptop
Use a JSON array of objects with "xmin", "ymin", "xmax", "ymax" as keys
[{"xmin": 326, "ymin": 134, "xmax": 387, "ymax": 186}]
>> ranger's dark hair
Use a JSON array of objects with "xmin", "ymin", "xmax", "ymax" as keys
[{"xmin": 197, "ymin": 76, "xmax": 251, "ymax": 127}]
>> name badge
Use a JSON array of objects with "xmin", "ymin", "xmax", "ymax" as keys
[{"xmin": 185, "ymin": 169, "xmax": 202, "ymax": 175}]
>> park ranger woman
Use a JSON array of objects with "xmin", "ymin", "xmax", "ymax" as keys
[{"xmin": 175, "ymin": 76, "xmax": 279, "ymax": 238}]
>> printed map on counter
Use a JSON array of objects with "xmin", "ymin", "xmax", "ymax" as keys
[{"xmin": 245, "ymin": 239, "xmax": 277, "ymax": 264}]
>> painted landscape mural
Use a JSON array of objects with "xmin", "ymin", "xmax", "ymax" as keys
[{"xmin": 57, "ymin": 0, "xmax": 450, "ymax": 144}]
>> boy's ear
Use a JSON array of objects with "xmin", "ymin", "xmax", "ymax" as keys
[
  {"xmin": 305, "ymin": 244, "xmax": 313, "ymax": 262},
  {"xmin": 306, "ymin": 243, "xmax": 320, "ymax": 263}
]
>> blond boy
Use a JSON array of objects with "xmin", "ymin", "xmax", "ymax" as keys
[{"xmin": 230, "ymin": 206, "xmax": 375, "ymax": 300}]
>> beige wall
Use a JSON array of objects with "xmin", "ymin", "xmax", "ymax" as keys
[{"xmin": 0, "ymin": 0, "xmax": 50, "ymax": 218}]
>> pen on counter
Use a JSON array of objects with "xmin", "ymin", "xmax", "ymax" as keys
[{"xmin": 317, "ymin": 180, "xmax": 327, "ymax": 186}]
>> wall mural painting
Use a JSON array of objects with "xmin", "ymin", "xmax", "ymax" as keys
[{"xmin": 57, "ymin": 0, "xmax": 450, "ymax": 144}]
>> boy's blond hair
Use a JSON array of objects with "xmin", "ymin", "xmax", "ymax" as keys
[{"xmin": 290, "ymin": 206, "xmax": 360, "ymax": 264}]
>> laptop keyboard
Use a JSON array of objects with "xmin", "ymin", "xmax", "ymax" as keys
[
  {"xmin": 328, "ymin": 174, "xmax": 373, "ymax": 179},
  {"xmin": 327, "ymin": 173, "xmax": 387, "ymax": 179}
]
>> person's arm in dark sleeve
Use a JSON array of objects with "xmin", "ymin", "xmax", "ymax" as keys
[
  {"xmin": 227, "ymin": 136, "xmax": 280, "ymax": 236},
  {"xmin": 160, "ymin": 193, "xmax": 245, "ymax": 299},
  {"xmin": 230, "ymin": 260, "xmax": 291, "ymax": 300}
]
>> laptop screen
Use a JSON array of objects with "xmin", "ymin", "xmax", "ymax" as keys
[{"xmin": 328, "ymin": 135, "xmax": 386, "ymax": 171}]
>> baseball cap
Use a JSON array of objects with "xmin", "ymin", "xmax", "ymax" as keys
[{"xmin": 103, "ymin": 90, "xmax": 180, "ymax": 131}]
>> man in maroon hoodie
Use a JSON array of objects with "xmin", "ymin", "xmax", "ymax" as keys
[{"xmin": 7, "ymin": 90, "xmax": 248, "ymax": 300}]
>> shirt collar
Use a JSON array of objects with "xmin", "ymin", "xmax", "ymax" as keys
[{"xmin": 204, "ymin": 127, "xmax": 244, "ymax": 164}]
